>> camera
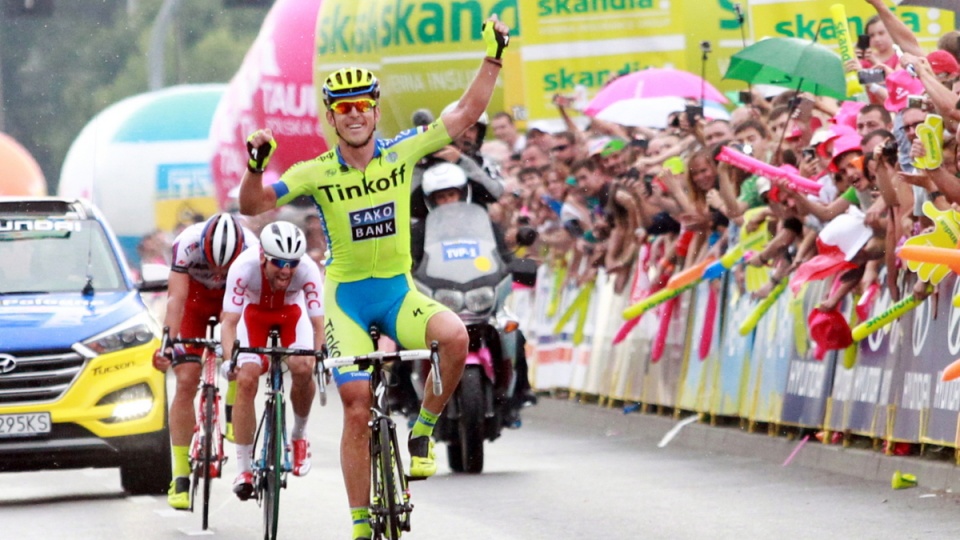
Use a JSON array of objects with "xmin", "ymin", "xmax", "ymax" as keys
[
  {"xmin": 630, "ymin": 138, "xmax": 649, "ymax": 151},
  {"xmin": 801, "ymin": 147, "xmax": 816, "ymax": 161},
  {"xmin": 738, "ymin": 90, "xmax": 753, "ymax": 105},
  {"xmin": 685, "ymin": 104, "xmax": 704, "ymax": 126},
  {"xmin": 857, "ymin": 68, "xmax": 886, "ymax": 85},
  {"xmin": 907, "ymin": 95, "xmax": 926, "ymax": 110},
  {"xmin": 880, "ymin": 138, "xmax": 899, "ymax": 165}
]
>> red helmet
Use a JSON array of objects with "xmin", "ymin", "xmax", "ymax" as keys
[{"xmin": 201, "ymin": 213, "xmax": 244, "ymax": 268}]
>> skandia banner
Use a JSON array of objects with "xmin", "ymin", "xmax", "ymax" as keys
[
  {"xmin": 748, "ymin": 0, "xmax": 953, "ymax": 47},
  {"xmin": 314, "ymin": 0, "xmax": 518, "ymax": 141},
  {"xmin": 518, "ymin": 0, "xmax": 686, "ymax": 125}
]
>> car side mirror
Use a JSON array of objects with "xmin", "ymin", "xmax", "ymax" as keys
[{"xmin": 138, "ymin": 263, "xmax": 169, "ymax": 293}]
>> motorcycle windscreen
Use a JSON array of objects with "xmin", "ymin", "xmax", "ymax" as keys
[{"xmin": 421, "ymin": 202, "xmax": 503, "ymax": 282}]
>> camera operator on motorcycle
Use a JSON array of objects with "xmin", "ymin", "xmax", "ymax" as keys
[{"xmin": 410, "ymin": 104, "xmax": 505, "ymax": 221}]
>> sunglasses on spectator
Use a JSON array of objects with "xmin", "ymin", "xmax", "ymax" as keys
[
  {"xmin": 903, "ymin": 121, "xmax": 924, "ymax": 131},
  {"xmin": 551, "ymin": 144, "xmax": 570, "ymax": 152},
  {"xmin": 330, "ymin": 98, "xmax": 377, "ymax": 115},
  {"xmin": 265, "ymin": 255, "xmax": 300, "ymax": 269}
]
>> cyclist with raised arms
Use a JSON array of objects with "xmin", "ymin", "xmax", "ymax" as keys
[
  {"xmin": 153, "ymin": 213, "xmax": 256, "ymax": 510},
  {"xmin": 239, "ymin": 15, "xmax": 509, "ymax": 540},
  {"xmin": 219, "ymin": 221, "xmax": 325, "ymax": 501}
]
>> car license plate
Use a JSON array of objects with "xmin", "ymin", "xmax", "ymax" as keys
[{"xmin": 0, "ymin": 412, "xmax": 51, "ymax": 437}]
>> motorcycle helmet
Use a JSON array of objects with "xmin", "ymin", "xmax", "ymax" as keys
[
  {"xmin": 200, "ymin": 213, "xmax": 245, "ymax": 268},
  {"xmin": 321, "ymin": 67, "xmax": 380, "ymax": 107},
  {"xmin": 422, "ymin": 163, "xmax": 469, "ymax": 207},
  {"xmin": 259, "ymin": 221, "xmax": 306, "ymax": 261}
]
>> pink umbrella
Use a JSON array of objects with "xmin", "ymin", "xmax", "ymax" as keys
[{"xmin": 584, "ymin": 68, "xmax": 728, "ymax": 117}]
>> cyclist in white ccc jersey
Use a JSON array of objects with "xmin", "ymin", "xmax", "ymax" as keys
[{"xmin": 219, "ymin": 221, "xmax": 325, "ymax": 501}]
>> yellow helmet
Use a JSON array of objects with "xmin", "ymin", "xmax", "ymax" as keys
[{"xmin": 322, "ymin": 67, "xmax": 380, "ymax": 106}]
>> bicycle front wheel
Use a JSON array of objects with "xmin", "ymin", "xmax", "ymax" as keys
[
  {"xmin": 200, "ymin": 384, "xmax": 216, "ymax": 530},
  {"xmin": 261, "ymin": 396, "xmax": 284, "ymax": 540},
  {"xmin": 373, "ymin": 417, "xmax": 402, "ymax": 540}
]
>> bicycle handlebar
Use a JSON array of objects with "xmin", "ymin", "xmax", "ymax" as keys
[
  {"xmin": 159, "ymin": 326, "xmax": 219, "ymax": 358},
  {"xmin": 321, "ymin": 341, "xmax": 443, "ymax": 396}
]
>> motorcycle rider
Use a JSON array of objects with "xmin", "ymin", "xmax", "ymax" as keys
[{"xmin": 409, "ymin": 162, "xmax": 528, "ymax": 427}]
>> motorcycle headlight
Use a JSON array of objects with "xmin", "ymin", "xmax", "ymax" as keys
[
  {"xmin": 434, "ymin": 289, "xmax": 464, "ymax": 312},
  {"xmin": 81, "ymin": 313, "xmax": 158, "ymax": 356},
  {"xmin": 465, "ymin": 287, "xmax": 495, "ymax": 313}
]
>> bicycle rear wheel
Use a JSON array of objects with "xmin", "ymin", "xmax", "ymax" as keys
[
  {"xmin": 373, "ymin": 417, "xmax": 402, "ymax": 540},
  {"xmin": 200, "ymin": 384, "xmax": 216, "ymax": 530},
  {"xmin": 261, "ymin": 396, "xmax": 284, "ymax": 540}
]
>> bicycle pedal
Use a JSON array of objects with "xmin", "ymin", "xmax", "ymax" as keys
[{"xmin": 405, "ymin": 474, "xmax": 428, "ymax": 482}]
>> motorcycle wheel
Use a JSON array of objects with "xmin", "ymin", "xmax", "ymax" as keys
[
  {"xmin": 458, "ymin": 367, "xmax": 485, "ymax": 474},
  {"xmin": 446, "ymin": 442, "xmax": 464, "ymax": 472}
]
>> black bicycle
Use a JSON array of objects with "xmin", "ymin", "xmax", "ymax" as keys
[
  {"xmin": 320, "ymin": 326, "xmax": 441, "ymax": 540},
  {"xmin": 160, "ymin": 318, "xmax": 225, "ymax": 531},
  {"xmin": 231, "ymin": 326, "xmax": 324, "ymax": 540}
]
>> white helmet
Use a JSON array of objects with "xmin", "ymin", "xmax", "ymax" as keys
[
  {"xmin": 422, "ymin": 163, "xmax": 468, "ymax": 198},
  {"xmin": 260, "ymin": 221, "xmax": 306, "ymax": 261},
  {"xmin": 440, "ymin": 100, "xmax": 488, "ymax": 126},
  {"xmin": 200, "ymin": 213, "xmax": 245, "ymax": 268}
]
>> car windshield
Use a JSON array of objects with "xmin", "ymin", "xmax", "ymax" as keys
[{"xmin": 0, "ymin": 219, "xmax": 125, "ymax": 294}]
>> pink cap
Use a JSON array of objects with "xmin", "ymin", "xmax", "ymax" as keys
[
  {"xmin": 884, "ymin": 69, "xmax": 925, "ymax": 112},
  {"xmin": 829, "ymin": 135, "xmax": 862, "ymax": 171},
  {"xmin": 928, "ymin": 50, "xmax": 960, "ymax": 76}
]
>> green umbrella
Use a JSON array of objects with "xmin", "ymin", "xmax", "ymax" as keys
[{"xmin": 724, "ymin": 37, "xmax": 847, "ymax": 100}]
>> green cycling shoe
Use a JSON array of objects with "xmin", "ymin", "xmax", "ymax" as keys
[{"xmin": 167, "ymin": 477, "xmax": 190, "ymax": 510}]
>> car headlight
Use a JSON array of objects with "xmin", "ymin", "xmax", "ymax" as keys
[
  {"xmin": 465, "ymin": 287, "xmax": 495, "ymax": 313},
  {"xmin": 97, "ymin": 383, "xmax": 154, "ymax": 422},
  {"xmin": 81, "ymin": 313, "xmax": 158, "ymax": 355},
  {"xmin": 434, "ymin": 289, "xmax": 464, "ymax": 312}
]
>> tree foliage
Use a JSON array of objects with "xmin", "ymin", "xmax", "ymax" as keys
[{"xmin": 1, "ymin": 0, "xmax": 270, "ymax": 191}]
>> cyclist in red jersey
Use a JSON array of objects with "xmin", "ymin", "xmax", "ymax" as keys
[
  {"xmin": 153, "ymin": 213, "xmax": 255, "ymax": 509},
  {"xmin": 219, "ymin": 221, "xmax": 325, "ymax": 500}
]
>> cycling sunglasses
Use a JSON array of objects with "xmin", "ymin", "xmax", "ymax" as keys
[
  {"xmin": 265, "ymin": 255, "xmax": 300, "ymax": 270},
  {"xmin": 330, "ymin": 98, "xmax": 378, "ymax": 115}
]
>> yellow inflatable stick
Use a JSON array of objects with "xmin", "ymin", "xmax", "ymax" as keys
[
  {"xmin": 546, "ymin": 262, "xmax": 567, "ymax": 318},
  {"xmin": 912, "ymin": 115, "xmax": 943, "ymax": 170},
  {"xmin": 553, "ymin": 280, "xmax": 595, "ymax": 341},
  {"xmin": 622, "ymin": 281, "xmax": 695, "ymax": 320},
  {"xmin": 851, "ymin": 294, "xmax": 924, "ymax": 342},
  {"xmin": 900, "ymin": 202, "xmax": 960, "ymax": 284},
  {"xmin": 830, "ymin": 4, "xmax": 865, "ymax": 97},
  {"xmin": 738, "ymin": 280, "xmax": 787, "ymax": 336}
]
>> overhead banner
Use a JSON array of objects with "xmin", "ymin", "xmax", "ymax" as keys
[{"xmin": 518, "ymin": 0, "xmax": 954, "ymax": 126}]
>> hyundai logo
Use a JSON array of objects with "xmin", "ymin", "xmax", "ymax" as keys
[{"xmin": 0, "ymin": 354, "xmax": 16, "ymax": 375}]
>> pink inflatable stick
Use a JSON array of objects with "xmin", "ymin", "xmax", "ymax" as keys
[{"xmin": 716, "ymin": 146, "xmax": 821, "ymax": 195}]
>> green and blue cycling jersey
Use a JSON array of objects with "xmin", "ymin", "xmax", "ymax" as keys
[
  {"xmin": 271, "ymin": 119, "xmax": 451, "ymax": 282},
  {"xmin": 268, "ymin": 119, "xmax": 452, "ymax": 384}
]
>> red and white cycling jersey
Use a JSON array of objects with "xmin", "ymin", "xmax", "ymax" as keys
[
  {"xmin": 222, "ymin": 248, "xmax": 324, "ymax": 369},
  {"xmin": 170, "ymin": 222, "xmax": 259, "ymax": 290},
  {"xmin": 222, "ymin": 248, "xmax": 324, "ymax": 317}
]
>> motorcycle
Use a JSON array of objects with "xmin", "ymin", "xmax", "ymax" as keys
[{"xmin": 411, "ymin": 201, "xmax": 536, "ymax": 473}]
